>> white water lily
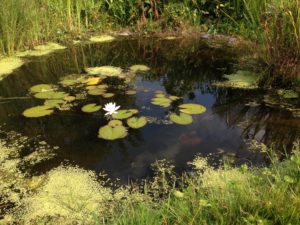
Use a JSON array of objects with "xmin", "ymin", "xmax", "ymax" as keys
[{"xmin": 103, "ymin": 102, "xmax": 120, "ymax": 116}]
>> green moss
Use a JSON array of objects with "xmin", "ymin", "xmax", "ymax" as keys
[
  {"xmin": 16, "ymin": 43, "xmax": 66, "ymax": 57},
  {"xmin": 0, "ymin": 57, "xmax": 24, "ymax": 79}
]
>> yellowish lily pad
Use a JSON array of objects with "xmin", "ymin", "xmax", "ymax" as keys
[
  {"xmin": 34, "ymin": 91, "xmax": 68, "ymax": 99},
  {"xmin": 151, "ymin": 97, "xmax": 172, "ymax": 108},
  {"xmin": 23, "ymin": 105, "xmax": 54, "ymax": 118},
  {"xmin": 179, "ymin": 103, "xmax": 206, "ymax": 115},
  {"xmin": 108, "ymin": 120, "xmax": 123, "ymax": 127},
  {"xmin": 112, "ymin": 109, "xmax": 138, "ymax": 120},
  {"xmin": 81, "ymin": 103, "xmax": 102, "ymax": 113},
  {"xmin": 98, "ymin": 125, "xmax": 127, "ymax": 140},
  {"xmin": 126, "ymin": 90, "xmax": 137, "ymax": 95},
  {"xmin": 85, "ymin": 66, "xmax": 123, "ymax": 77},
  {"xmin": 170, "ymin": 113, "xmax": 193, "ymax": 125},
  {"xmin": 102, "ymin": 93, "xmax": 115, "ymax": 98},
  {"xmin": 127, "ymin": 117, "xmax": 147, "ymax": 129},
  {"xmin": 129, "ymin": 65, "xmax": 150, "ymax": 72},
  {"xmin": 30, "ymin": 84, "xmax": 54, "ymax": 93}
]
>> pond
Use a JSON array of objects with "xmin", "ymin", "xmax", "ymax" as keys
[{"xmin": 0, "ymin": 37, "xmax": 299, "ymax": 182}]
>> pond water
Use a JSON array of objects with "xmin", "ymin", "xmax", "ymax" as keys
[{"xmin": 0, "ymin": 37, "xmax": 299, "ymax": 182}]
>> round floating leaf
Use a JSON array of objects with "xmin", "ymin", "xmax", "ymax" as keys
[
  {"xmin": 155, "ymin": 93, "xmax": 165, "ymax": 98},
  {"xmin": 44, "ymin": 99, "xmax": 64, "ymax": 107},
  {"xmin": 130, "ymin": 65, "xmax": 150, "ymax": 72},
  {"xmin": 85, "ymin": 66, "xmax": 122, "ymax": 77},
  {"xmin": 97, "ymin": 84, "xmax": 108, "ymax": 89},
  {"xmin": 30, "ymin": 84, "xmax": 53, "ymax": 93},
  {"xmin": 126, "ymin": 90, "xmax": 137, "ymax": 95},
  {"xmin": 169, "ymin": 95, "xmax": 180, "ymax": 101},
  {"xmin": 34, "ymin": 91, "xmax": 68, "ymax": 99},
  {"xmin": 151, "ymin": 97, "xmax": 172, "ymax": 108},
  {"xmin": 23, "ymin": 105, "xmax": 54, "ymax": 118},
  {"xmin": 108, "ymin": 120, "xmax": 123, "ymax": 127},
  {"xmin": 127, "ymin": 117, "xmax": 147, "ymax": 129},
  {"xmin": 59, "ymin": 79, "xmax": 78, "ymax": 86},
  {"xmin": 87, "ymin": 88, "xmax": 106, "ymax": 96},
  {"xmin": 179, "ymin": 103, "xmax": 206, "ymax": 115},
  {"xmin": 81, "ymin": 103, "xmax": 102, "ymax": 113},
  {"xmin": 64, "ymin": 96, "xmax": 76, "ymax": 102},
  {"xmin": 90, "ymin": 35, "xmax": 115, "ymax": 43},
  {"xmin": 170, "ymin": 113, "xmax": 193, "ymax": 125},
  {"xmin": 98, "ymin": 125, "xmax": 127, "ymax": 140},
  {"xmin": 154, "ymin": 90, "xmax": 164, "ymax": 94},
  {"xmin": 112, "ymin": 109, "xmax": 137, "ymax": 119},
  {"xmin": 277, "ymin": 89, "xmax": 299, "ymax": 99},
  {"xmin": 102, "ymin": 93, "xmax": 115, "ymax": 98},
  {"xmin": 82, "ymin": 77, "xmax": 101, "ymax": 85}
]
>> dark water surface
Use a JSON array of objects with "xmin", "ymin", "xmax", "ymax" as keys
[{"xmin": 0, "ymin": 37, "xmax": 299, "ymax": 181}]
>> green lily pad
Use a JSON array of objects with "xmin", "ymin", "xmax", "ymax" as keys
[
  {"xmin": 98, "ymin": 125, "xmax": 127, "ymax": 140},
  {"xmin": 169, "ymin": 95, "xmax": 180, "ymax": 101},
  {"xmin": 179, "ymin": 103, "xmax": 206, "ymax": 115},
  {"xmin": 277, "ymin": 89, "xmax": 299, "ymax": 99},
  {"xmin": 170, "ymin": 113, "xmax": 193, "ymax": 125},
  {"xmin": 87, "ymin": 88, "xmax": 106, "ymax": 96},
  {"xmin": 81, "ymin": 103, "xmax": 102, "ymax": 113},
  {"xmin": 23, "ymin": 105, "xmax": 54, "ymax": 118},
  {"xmin": 129, "ymin": 65, "xmax": 150, "ymax": 72},
  {"xmin": 127, "ymin": 117, "xmax": 147, "ymax": 129},
  {"xmin": 30, "ymin": 84, "xmax": 54, "ymax": 93},
  {"xmin": 64, "ymin": 96, "xmax": 76, "ymax": 102},
  {"xmin": 126, "ymin": 90, "xmax": 137, "ymax": 95},
  {"xmin": 112, "ymin": 109, "xmax": 138, "ymax": 119},
  {"xmin": 155, "ymin": 93, "xmax": 165, "ymax": 98},
  {"xmin": 102, "ymin": 93, "xmax": 115, "ymax": 98},
  {"xmin": 108, "ymin": 120, "xmax": 123, "ymax": 127},
  {"xmin": 34, "ymin": 91, "xmax": 68, "ymax": 99},
  {"xmin": 85, "ymin": 66, "xmax": 123, "ymax": 77},
  {"xmin": 82, "ymin": 77, "xmax": 102, "ymax": 85},
  {"xmin": 151, "ymin": 97, "xmax": 172, "ymax": 107},
  {"xmin": 89, "ymin": 35, "xmax": 115, "ymax": 43},
  {"xmin": 44, "ymin": 99, "xmax": 64, "ymax": 107},
  {"xmin": 59, "ymin": 79, "xmax": 79, "ymax": 86}
]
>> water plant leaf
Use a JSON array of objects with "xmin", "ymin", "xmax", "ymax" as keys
[
  {"xmin": 82, "ymin": 77, "xmax": 101, "ymax": 86},
  {"xmin": 81, "ymin": 103, "xmax": 102, "ymax": 113},
  {"xmin": 129, "ymin": 65, "xmax": 150, "ymax": 72},
  {"xmin": 44, "ymin": 99, "xmax": 64, "ymax": 107},
  {"xmin": 34, "ymin": 91, "xmax": 68, "ymax": 99},
  {"xmin": 179, "ymin": 103, "xmax": 206, "ymax": 115},
  {"xmin": 127, "ymin": 117, "xmax": 147, "ymax": 129},
  {"xmin": 89, "ymin": 35, "xmax": 115, "ymax": 43},
  {"xmin": 112, "ymin": 109, "xmax": 138, "ymax": 119},
  {"xmin": 151, "ymin": 97, "xmax": 172, "ymax": 107},
  {"xmin": 64, "ymin": 96, "xmax": 76, "ymax": 102},
  {"xmin": 30, "ymin": 84, "xmax": 54, "ymax": 93},
  {"xmin": 102, "ymin": 93, "xmax": 115, "ymax": 98},
  {"xmin": 23, "ymin": 105, "xmax": 54, "ymax": 118},
  {"xmin": 85, "ymin": 66, "xmax": 123, "ymax": 77},
  {"xmin": 0, "ymin": 57, "xmax": 24, "ymax": 78},
  {"xmin": 108, "ymin": 120, "xmax": 123, "ymax": 127},
  {"xmin": 170, "ymin": 113, "xmax": 193, "ymax": 125},
  {"xmin": 87, "ymin": 88, "xmax": 106, "ymax": 96},
  {"xmin": 98, "ymin": 125, "xmax": 127, "ymax": 140},
  {"xmin": 169, "ymin": 95, "xmax": 180, "ymax": 101},
  {"xmin": 155, "ymin": 93, "xmax": 165, "ymax": 98},
  {"xmin": 59, "ymin": 79, "xmax": 78, "ymax": 86},
  {"xmin": 126, "ymin": 90, "xmax": 137, "ymax": 95}
]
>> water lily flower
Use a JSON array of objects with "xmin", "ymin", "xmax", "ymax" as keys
[{"xmin": 103, "ymin": 102, "xmax": 120, "ymax": 116}]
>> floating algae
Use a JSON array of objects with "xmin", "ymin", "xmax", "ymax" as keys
[
  {"xmin": 89, "ymin": 35, "xmax": 115, "ymax": 43},
  {"xmin": 16, "ymin": 43, "xmax": 66, "ymax": 57},
  {"xmin": 0, "ymin": 57, "xmax": 24, "ymax": 80}
]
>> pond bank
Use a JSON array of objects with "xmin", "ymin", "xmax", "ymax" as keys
[{"xmin": 1, "ymin": 136, "xmax": 299, "ymax": 224}]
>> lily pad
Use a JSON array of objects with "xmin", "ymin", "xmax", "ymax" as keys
[
  {"xmin": 89, "ymin": 35, "xmax": 115, "ymax": 43},
  {"xmin": 127, "ymin": 117, "xmax": 147, "ymax": 129},
  {"xmin": 170, "ymin": 113, "xmax": 193, "ymax": 125},
  {"xmin": 155, "ymin": 93, "xmax": 165, "ymax": 98},
  {"xmin": 169, "ymin": 95, "xmax": 180, "ymax": 101},
  {"xmin": 102, "ymin": 93, "xmax": 115, "ymax": 98},
  {"xmin": 34, "ymin": 91, "xmax": 68, "ymax": 99},
  {"xmin": 151, "ymin": 97, "xmax": 172, "ymax": 107},
  {"xmin": 59, "ymin": 79, "xmax": 78, "ymax": 86},
  {"xmin": 23, "ymin": 105, "xmax": 54, "ymax": 118},
  {"xmin": 0, "ymin": 57, "xmax": 24, "ymax": 79},
  {"xmin": 129, "ymin": 65, "xmax": 150, "ymax": 72},
  {"xmin": 87, "ymin": 88, "xmax": 106, "ymax": 96},
  {"xmin": 126, "ymin": 90, "xmax": 137, "ymax": 95},
  {"xmin": 81, "ymin": 103, "xmax": 102, "ymax": 113},
  {"xmin": 98, "ymin": 125, "xmax": 127, "ymax": 140},
  {"xmin": 30, "ymin": 84, "xmax": 53, "ymax": 93},
  {"xmin": 82, "ymin": 77, "xmax": 101, "ymax": 86},
  {"xmin": 108, "ymin": 120, "xmax": 123, "ymax": 127},
  {"xmin": 64, "ymin": 96, "xmax": 76, "ymax": 102},
  {"xmin": 112, "ymin": 109, "xmax": 138, "ymax": 119},
  {"xmin": 179, "ymin": 103, "xmax": 206, "ymax": 115},
  {"xmin": 85, "ymin": 66, "xmax": 123, "ymax": 77},
  {"xmin": 44, "ymin": 99, "xmax": 64, "ymax": 107}
]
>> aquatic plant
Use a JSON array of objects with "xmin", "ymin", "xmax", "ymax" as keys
[
  {"xmin": 277, "ymin": 89, "xmax": 299, "ymax": 99},
  {"xmin": 23, "ymin": 105, "xmax": 54, "ymax": 118},
  {"xmin": 126, "ymin": 90, "xmax": 137, "ymax": 95},
  {"xmin": 81, "ymin": 103, "xmax": 102, "ymax": 113},
  {"xmin": 103, "ymin": 102, "xmax": 120, "ymax": 116},
  {"xmin": 82, "ymin": 77, "xmax": 102, "ymax": 85},
  {"xmin": 0, "ymin": 57, "xmax": 23, "ymax": 79},
  {"xmin": 85, "ymin": 66, "xmax": 123, "ymax": 77},
  {"xmin": 129, "ymin": 64, "xmax": 150, "ymax": 72},
  {"xmin": 98, "ymin": 123, "xmax": 127, "ymax": 140},
  {"xmin": 89, "ymin": 35, "xmax": 115, "ymax": 43},
  {"xmin": 16, "ymin": 43, "xmax": 66, "ymax": 57},
  {"xmin": 169, "ymin": 113, "xmax": 193, "ymax": 125},
  {"xmin": 30, "ymin": 84, "xmax": 54, "ymax": 93},
  {"xmin": 34, "ymin": 91, "xmax": 69, "ymax": 100},
  {"xmin": 112, "ymin": 109, "xmax": 138, "ymax": 120},
  {"xmin": 127, "ymin": 116, "xmax": 147, "ymax": 129},
  {"xmin": 44, "ymin": 99, "xmax": 64, "ymax": 108},
  {"xmin": 179, "ymin": 103, "xmax": 206, "ymax": 115}
]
